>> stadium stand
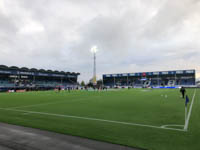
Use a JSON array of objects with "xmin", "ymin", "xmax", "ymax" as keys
[
  {"xmin": 103, "ymin": 70, "xmax": 196, "ymax": 88},
  {"xmin": 0, "ymin": 65, "xmax": 80, "ymax": 92}
]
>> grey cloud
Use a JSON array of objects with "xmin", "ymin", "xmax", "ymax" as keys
[
  {"xmin": 0, "ymin": 0, "xmax": 200, "ymax": 81},
  {"xmin": 141, "ymin": 0, "xmax": 199, "ymax": 39}
]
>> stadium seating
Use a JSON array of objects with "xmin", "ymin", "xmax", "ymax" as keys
[{"xmin": 0, "ymin": 65, "xmax": 80, "ymax": 91}]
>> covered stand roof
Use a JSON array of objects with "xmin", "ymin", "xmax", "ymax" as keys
[{"xmin": 0, "ymin": 65, "xmax": 80, "ymax": 76}]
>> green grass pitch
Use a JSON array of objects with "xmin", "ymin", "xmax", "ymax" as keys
[{"xmin": 0, "ymin": 88, "xmax": 199, "ymax": 150}]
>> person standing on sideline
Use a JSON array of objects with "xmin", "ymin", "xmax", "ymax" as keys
[
  {"xmin": 68, "ymin": 87, "xmax": 71, "ymax": 93},
  {"xmin": 180, "ymin": 86, "xmax": 186, "ymax": 98},
  {"xmin": 58, "ymin": 86, "xmax": 61, "ymax": 92}
]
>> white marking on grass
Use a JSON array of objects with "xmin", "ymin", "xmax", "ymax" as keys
[
  {"xmin": 7, "ymin": 92, "xmax": 109, "ymax": 110},
  {"xmin": 141, "ymin": 90, "xmax": 151, "ymax": 92},
  {"xmin": 9, "ymin": 101, "xmax": 68, "ymax": 109},
  {"xmin": 161, "ymin": 124, "xmax": 184, "ymax": 128},
  {"xmin": 184, "ymin": 89, "xmax": 196, "ymax": 131},
  {"xmin": 22, "ymin": 112, "xmax": 32, "ymax": 115},
  {"xmin": 8, "ymin": 98, "xmax": 84, "ymax": 109},
  {"xmin": 0, "ymin": 107, "xmax": 186, "ymax": 132}
]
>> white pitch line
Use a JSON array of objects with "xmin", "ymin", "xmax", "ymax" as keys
[
  {"xmin": 22, "ymin": 112, "xmax": 32, "ymax": 115},
  {"xmin": 9, "ymin": 100, "xmax": 69, "ymax": 109},
  {"xmin": 8, "ymin": 98, "xmax": 84, "ymax": 109},
  {"xmin": 161, "ymin": 124, "xmax": 184, "ymax": 128},
  {"xmin": 184, "ymin": 89, "xmax": 197, "ymax": 131},
  {"xmin": 0, "ymin": 107, "xmax": 185, "ymax": 132},
  {"xmin": 7, "ymin": 92, "xmax": 98, "ymax": 109}
]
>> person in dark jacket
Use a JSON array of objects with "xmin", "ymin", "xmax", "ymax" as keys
[
  {"xmin": 58, "ymin": 86, "xmax": 61, "ymax": 92},
  {"xmin": 180, "ymin": 86, "xmax": 186, "ymax": 98}
]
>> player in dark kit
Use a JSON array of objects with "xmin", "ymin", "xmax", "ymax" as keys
[
  {"xmin": 68, "ymin": 87, "xmax": 71, "ymax": 93},
  {"xmin": 58, "ymin": 86, "xmax": 61, "ymax": 92},
  {"xmin": 180, "ymin": 86, "xmax": 186, "ymax": 98}
]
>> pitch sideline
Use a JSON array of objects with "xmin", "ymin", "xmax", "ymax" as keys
[{"xmin": 184, "ymin": 89, "xmax": 197, "ymax": 131}]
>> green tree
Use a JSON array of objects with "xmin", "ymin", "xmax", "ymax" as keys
[{"xmin": 81, "ymin": 81, "xmax": 85, "ymax": 86}]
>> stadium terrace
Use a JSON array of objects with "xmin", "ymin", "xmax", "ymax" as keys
[
  {"xmin": 0, "ymin": 65, "xmax": 80, "ymax": 92},
  {"xmin": 103, "ymin": 69, "xmax": 195, "ymax": 88}
]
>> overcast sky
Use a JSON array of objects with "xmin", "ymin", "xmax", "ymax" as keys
[{"xmin": 0, "ymin": 0, "xmax": 200, "ymax": 82}]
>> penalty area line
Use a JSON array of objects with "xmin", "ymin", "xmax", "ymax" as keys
[{"xmin": 0, "ymin": 107, "xmax": 185, "ymax": 132}]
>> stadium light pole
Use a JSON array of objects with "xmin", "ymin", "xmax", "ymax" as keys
[
  {"xmin": 91, "ymin": 46, "xmax": 98, "ymax": 85},
  {"xmin": 127, "ymin": 75, "xmax": 129, "ymax": 86}
]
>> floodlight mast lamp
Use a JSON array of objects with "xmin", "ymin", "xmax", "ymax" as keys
[{"xmin": 91, "ymin": 46, "xmax": 98, "ymax": 85}]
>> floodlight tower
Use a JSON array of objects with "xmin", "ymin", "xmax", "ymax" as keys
[{"xmin": 91, "ymin": 46, "xmax": 98, "ymax": 85}]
